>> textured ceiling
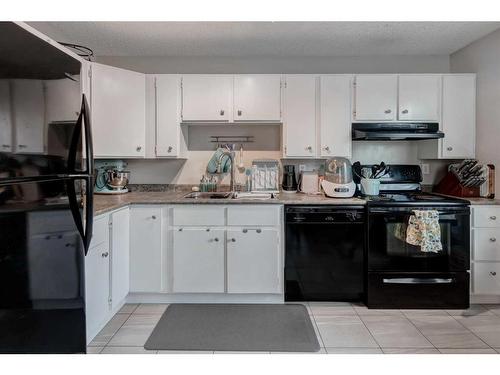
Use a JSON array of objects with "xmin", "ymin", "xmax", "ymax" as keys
[{"xmin": 28, "ymin": 22, "xmax": 500, "ymax": 57}]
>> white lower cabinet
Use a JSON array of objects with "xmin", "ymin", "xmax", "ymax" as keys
[
  {"xmin": 471, "ymin": 205, "xmax": 500, "ymax": 300},
  {"xmin": 110, "ymin": 208, "xmax": 130, "ymax": 310},
  {"xmin": 227, "ymin": 228, "xmax": 280, "ymax": 294},
  {"xmin": 85, "ymin": 216, "xmax": 110, "ymax": 342},
  {"xmin": 172, "ymin": 228, "xmax": 225, "ymax": 293},
  {"xmin": 129, "ymin": 206, "xmax": 163, "ymax": 293}
]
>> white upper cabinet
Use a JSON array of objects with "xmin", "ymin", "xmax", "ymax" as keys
[
  {"xmin": 181, "ymin": 75, "xmax": 232, "ymax": 122},
  {"xmin": 155, "ymin": 75, "xmax": 183, "ymax": 157},
  {"xmin": 354, "ymin": 75, "xmax": 398, "ymax": 121},
  {"xmin": 319, "ymin": 75, "xmax": 352, "ymax": 158},
  {"xmin": 233, "ymin": 75, "xmax": 281, "ymax": 122},
  {"xmin": 0, "ymin": 81, "xmax": 12, "ymax": 153},
  {"xmin": 283, "ymin": 75, "xmax": 317, "ymax": 157},
  {"xmin": 91, "ymin": 63, "xmax": 146, "ymax": 158},
  {"xmin": 441, "ymin": 75, "xmax": 476, "ymax": 158},
  {"xmin": 44, "ymin": 78, "xmax": 81, "ymax": 124},
  {"xmin": 11, "ymin": 79, "xmax": 46, "ymax": 154},
  {"xmin": 398, "ymin": 75, "xmax": 440, "ymax": 121}
]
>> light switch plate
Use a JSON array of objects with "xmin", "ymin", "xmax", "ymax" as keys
[{"xmin": 421, "ymin": 163, "xmax": 430, "ymax": 175}]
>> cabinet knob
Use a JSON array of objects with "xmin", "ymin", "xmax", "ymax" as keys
[
  {"xmin": 237, "ymin": 110, "xmax": 242, "ymax": 116},
  {"xmin": 214, "ymin": 237, "xmax": 219, "ymax": 242},
  {"xmin": 228, "ymin": 238, "xmax": 236, "ymax": 242},
  {"xmin": 178, "ymin": 228, "xmax": 183, "ymax": 231},
  {"xmin": 323, "ymin": 146, "xmax": 330, "ymax": 152},
  {"xmin": 384, "ymin": 109, "xmax": 392, "ymax": 114},
  {"xmin": 490, "ymin": 271, "xmax": 497, "ymax": 276},
  {"xmin": 101, "ymin": 252, "xmax": 109, "ymax": 258},
  {"xmin": 167, "ymin": 146, "xmax": 173, "ymax": 153},
  {"xmin": 447, "ymin": 146, "xmax": 453, "ymax": 151},
  {"xmin": 18, "ymin": 144, "xmax": 27, "ymax": 148},
  {"xmin": 401, "ymin": 109, "xmax": 409, "ymax": 114},
  {"xmin": 256, "ymin": 229, "xmax": 262, "ymax": 233},
  {"xmin": 490, "ymin": 237, "xmax": 497, "ymax": 242},
  {"xmin": 136, "ymin": 146, "xmax": 142, "ymax": 152},
  {"xmin": 206, "ymin": 228, "xmax": 210, "ymax": 232},
  {"xmin": 306, "ymin": 146, "xmax": 313, "ymax": 151},
  {"xmin": 151, "ymin": 215, "xmax": 156, "ymax": 220},
  {"xmin": 219, "ymin": 109, "xmax": 225, "ymax": 116},
  {"xmin": 2, "ymin": 144, "xmax": 9, "ymax": 148},
  {"xmin": 490, "ymin": 216, "xmax": 497, "ymax": 220}
]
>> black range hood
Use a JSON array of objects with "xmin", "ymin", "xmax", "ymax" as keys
[{"xmin": 352, "ymin": 123, "xmax": 444, "ymax": 141}]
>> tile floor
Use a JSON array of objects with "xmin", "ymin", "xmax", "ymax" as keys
[{"xmin": 87, "ymin": 302, "xmax": 500, "ymax": 354}]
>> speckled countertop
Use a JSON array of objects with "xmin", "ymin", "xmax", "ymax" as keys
[
  {"xmin": 93, "ymin": 191, "xmax": 366, "ymax": 216},
  {"xmin": 465, "ymin": 197, "xmax": 500, "ymax": 206}
]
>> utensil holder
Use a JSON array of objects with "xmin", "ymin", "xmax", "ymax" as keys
[{"xmin": 361, "ymin": 178, "xmax": 380, "ymax": 196}]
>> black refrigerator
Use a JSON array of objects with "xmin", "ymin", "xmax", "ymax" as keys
[{"xmin": 0, "ymin": 22, "xmax": 94, "ymax": 353}]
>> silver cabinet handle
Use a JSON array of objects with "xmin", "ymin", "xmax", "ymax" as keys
[
  {"xmin": 490, "ymin": 216, "xmax": 497, "ymax": 220},
  {"xmin": 447, "ymin": 146, "xmax": 453, "ymax": 151},
  {"xmin": 219, "ymin": 109, "xmax": 225, "ymax": 116},
  {"xmin": 237, "ymin": 110, "xmax": 242, "ymax": 116},
  {"xmin": 383, "ymin": 277, "xmax": 454, "ymax": 284},
  {"xmin": 18, "ymin": 144, "xmax": 27, "ymax": 148},
  {"xmin": 401, "ymin": 109, "xmax": 409, "ymax": 114},
  {"xmin": 242, "ymin": 228, "xmax": 262, "ymax": 233},
  {"xmin": 384, "ymin": 109, "xmax": 392, "ymax": 114},
  {"xmin": 490, "ymin": 237, "xmax": 497, "ymax": 242},
  {"xmin": 101, "ymin": 252, "xmax": 109, "ymax": 258},
  {"xmin": 490, "ymin": 271, "xmax": 497, "ymax": 276},
  {"xmin": 214, "ymin": 238, "xmax": 219, "ymax": 242},
  {"xmin": 2, "ymin": 144, "xmax": 10, "ymax": 148},
  {"xmin": 167, "ymin": 146, "xmax": 173, "ymax": 153},
  {"xmin": 136, "ymin": 146, "xmax": 142, "ymax": 152}
]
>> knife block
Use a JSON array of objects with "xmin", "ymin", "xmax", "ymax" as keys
[{"xmin": 434, "ymin": 172, "xmax": 480, "ymax": 197}]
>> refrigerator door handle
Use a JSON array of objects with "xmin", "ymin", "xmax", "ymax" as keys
[
  {"xmin": 67, "ymin": 176, "xmax": 93, "ymax": 255},
  {"xmin": 68, "ymin": 94, "xmax": 94, "ymax": 175}
]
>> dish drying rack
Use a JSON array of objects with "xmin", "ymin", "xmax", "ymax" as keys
[{"xmin": 251, "ymin": 159, "xmax": 280, "ymax": 193}]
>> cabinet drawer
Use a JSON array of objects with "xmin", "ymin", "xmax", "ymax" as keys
[
  {"xmin": 473, "ymin": 228, "xmax": 500, "ymax": 261},
  {"xmin": 473, "ymin": 262, "xmax": 500, "ymax": 295},
  {"xmin": 472, "ymin": 206, "xmax": 500, "ymax": 228},
  {"xmin": 172, "ymin": 206, "xmax": 225, "ymax": 226},
  {"xmin": 227, "ymin": 205, "xmax": 280, "ymax": 226},
  {"xmin": 90, "ymin": 215, "xmax": 109, "ymax": 248}
]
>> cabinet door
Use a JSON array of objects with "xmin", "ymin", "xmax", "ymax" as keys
[
  {"xmin": 44, "ymin": 78, "xmax": 81, "ymax": 124},
  {"xmin": 441, "ymin": 75, "xmax": 475, "ymax": 159},
  {"xmin": 0, "ymin": 81, "xmax": 12, "ymax": 153},
  {"xmin": 11, "ymin": 79, "xmax": 45, "ymax": 154},
  {"xmin": 398, "ymin": 75, "xmax": 440, "ymax": 121},
  {"xmin": 172, "ymin": 228, "xmax": 225, "ymax": 293},
  {"xmin": 91, "ymin": 63, "xmax": 146, "ymax": 157},
  {"xmin": 85, "ymin": 241, "xmax": 110, "ymax": 341},
  {"xmin": 473, "ymin": 263, "xmax": 500, "ymax": 295},
  {"xmin": 156, "ymin": 75, "xmax": 181, "ymax": 157},
  {"xmin": 111, "ymin": 208, "xmax": 130, "ymax": 309},
  {"xmin": 181, "ymin": 75, "xmax": 232, "ymax": 122},
  {"xmin": 129, "ymin": 207, "xmax": 162, "ymax": 292},
  {"xmin": 233, "ymin": 75, "xmax": 281, "ymax": 122},
  {"xmin": 227, "ymin": 228, "xmax": 280, "ymax": 294},
  {"xmin": 319, "ymin": 75, "xmax": 352, "ymax": 158},
  {"xmin": 354, "ymin": 75, "xmax": 397, "ymax": 121},
  {"xmin": 283, "ymin": 75, "xmax": 316, "ymax": 157}
]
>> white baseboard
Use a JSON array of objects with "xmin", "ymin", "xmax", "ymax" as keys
[
  {"xmin": 126, "ymin": 293, "xmax": 284, "ymax": 304},
  {"xmin": 471, "ymin": 294, "xmax": 500, "ymax": 304}
]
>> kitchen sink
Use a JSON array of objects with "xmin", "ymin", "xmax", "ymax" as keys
[{"xmin": 182, "ymin": 192, "xmax": 234, "ymax": 199}]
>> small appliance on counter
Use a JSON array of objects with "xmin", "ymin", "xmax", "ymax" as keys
[
  {"xmin": 94, "ymin": 160, "xmax": 130, "ymax": 194},
  {"xmin": 298, "ymin": 170, "xmax": 321, "ymax": 195},
  {"xmin": 251, "ymin": 159, "xmax": 280, "ymax": 193},
  {"xmin": 434, "ymin": 160, "xmax": 495, "ymax": 198},
  {"xmin": 282, "ymin": 165, "xmax": 298, "ymax": 193},
  {"xmin": 321, "ymin": 157, "xmax": 356, "ymax": 198}
]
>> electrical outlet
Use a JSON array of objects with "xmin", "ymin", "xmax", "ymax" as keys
[
  {"xmin": 299, "ymin": 164, "xmax": 306, "ymax": 172},
  {"xmin": 421, "ymin": 163, "xmax": 430, "ymax": 175}
]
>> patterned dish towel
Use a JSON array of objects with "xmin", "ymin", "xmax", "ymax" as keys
[{"xmin": 406, "ymin": 210, "xmax": 443, "ymax": 253}]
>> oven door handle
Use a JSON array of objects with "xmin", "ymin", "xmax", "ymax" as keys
[
  {"xmin": 382, "ymin": 277, "xmax": 455, "ymax": 285},
  {"xmin": 369, "ymin": 209, "xmax": 469, "ymax": 215}
]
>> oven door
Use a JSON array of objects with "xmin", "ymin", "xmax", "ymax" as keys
[{"xmin": 367, "ymin": 206, "xmax": 470, "ymax": 272}]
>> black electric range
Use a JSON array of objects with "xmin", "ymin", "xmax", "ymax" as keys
[{"xmin": 355, "ymin": 165, "xmax": 471, "ymax": 309}]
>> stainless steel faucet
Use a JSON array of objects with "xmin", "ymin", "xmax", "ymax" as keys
[{"xmin": 217, "ymin": 149, "xmax": 235, "ymax": 192}]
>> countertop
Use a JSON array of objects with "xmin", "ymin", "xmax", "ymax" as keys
[
  {"xmin": 93, "ymin": 191, "xmax": 366, "ymax": 216},
  {"xmin": 465, "ymin": 197, "xmax": 500, "ymax": 206}
]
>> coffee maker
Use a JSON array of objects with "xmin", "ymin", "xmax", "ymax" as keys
[{"xmin": 282, "ymin": 165, "xmax": 298, "ymax": 193}]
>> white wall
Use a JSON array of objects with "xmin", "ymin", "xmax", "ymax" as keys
[
  {"xmin": 451, "ymin": 28, "xmax": 500, "ymax": 190},
  {"xmin": 99, "ymin": 54, "xmax": 451, "ymax": 186}
]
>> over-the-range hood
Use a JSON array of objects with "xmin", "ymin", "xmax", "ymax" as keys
[{"xmin": 352, "ymin": 123, "xmax": 444, "ymax": 141}]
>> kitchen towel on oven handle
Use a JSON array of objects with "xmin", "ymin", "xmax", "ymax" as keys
[{"xmin": 406, "ymin": 210, "xmax": 443, "ymax": 253}]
